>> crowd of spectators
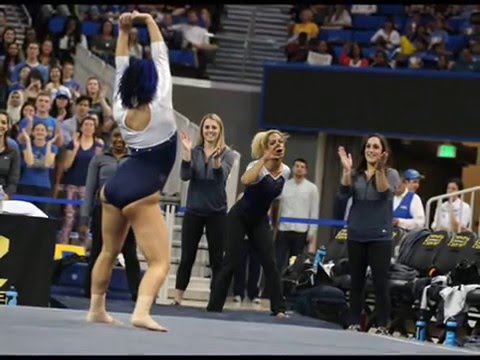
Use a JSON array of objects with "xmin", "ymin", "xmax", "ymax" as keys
[{"xmin": 286, "ymin": 4, "xmax": 480, "ymax": 72}]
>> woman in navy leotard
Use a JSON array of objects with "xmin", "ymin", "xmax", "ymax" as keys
[
  {"xmin": 86, "ymin": 11, "xmax": 177, "ymax": 332},
  {"xmin": 207, "ymin": 129, "xmax": 290, "ymax": 317}
]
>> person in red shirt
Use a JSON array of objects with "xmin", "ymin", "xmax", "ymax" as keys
[{"xmin": 340, "ymin": 42, "xmax": 369, "ymax": 67}]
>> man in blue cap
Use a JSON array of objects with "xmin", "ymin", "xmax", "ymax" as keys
[{"xmin": 403, "ymin": 168, "xmax": 424, "ymax": 193}]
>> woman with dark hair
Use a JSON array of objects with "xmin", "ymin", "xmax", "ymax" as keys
[
  {"xmin": 0, "ymin": 111, "xmax": 20, "ymax": 199},
  {"xmin": 3, "ymin": 42, "xmax": 22, "ymax": 82},
  {"xmin": 86, "ymin": 11, "xmax": 177, "ymax": 332},
  {"xmin": 39, "ymin": 39, "xmax": 59, "ymax": 67},
  {"xmin": 431, "ymin": 178, "xmax": 471, "ymax": 233},
  {"xmin": 340, "ymin": 42, "xmax": 369, "ymax": 67},
  {"xmin": 337, "ymin": 133, "xmax": 400, "ymax": 335},
  {"xmin": 91, "ymin": 19, "xmax": 116, "ymax": 65},
  {"xmin": 17, "ymin": 122, "xmax": 58, "ymax": 211},
  {"xmin": 55, "ymin": 16, "xmax": 88, "ymax": 63},
  {"xmin": 0, "ymin": 27, "xmax": 18, "ymax": 54},
  {"xmin": 81, "ymin": 125, "xmax": 140, "ymax": 302},
  {"xmin": 207, "ymin": 130, "xmax": 290, "ymax": 318},
  {"xmin": 59, "ymin": 115, "xmax": 103, "ymax": 245}
]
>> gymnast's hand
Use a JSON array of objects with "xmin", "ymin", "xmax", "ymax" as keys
[
  {"xmin": 212, "ymin": 145, "xmax": 226, "ymax": 159},
  {"xmin": 119, "ymin": 12, "xmax": 133, "ymax": 31}
]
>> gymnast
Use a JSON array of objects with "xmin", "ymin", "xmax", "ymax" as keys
[{"xmin": 86, "ymin": 11, "xmax": 177, "ymax": 332}]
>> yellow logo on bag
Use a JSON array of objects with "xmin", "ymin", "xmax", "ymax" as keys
[
  {"xmin": 448, "ymin": 235, "xmax": 471, "ymax": 248},
  {"xmin": 0, "ymin": 236, "xmax": 10, "ymax": 288},
  {"xmin": 471, "ymin": 239, "xmax": 480, "ymax": 250},
  {"xmin": 335, "ymin": 228, "xmax": 348, "ymax": 241},
  {"xmin": 423, "ymin": 234, "xmax": 444, "ymax": 247}
]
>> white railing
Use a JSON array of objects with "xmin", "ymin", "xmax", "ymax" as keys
[
  {"xmin": 425, "ymin": 186, "xmax": 480, "ymax": 235},
  {"xmin": 20, "ymin": 5, "xmax": 32, "ymax": 27}
]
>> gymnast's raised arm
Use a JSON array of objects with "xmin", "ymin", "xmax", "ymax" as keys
[{"xmin": 131, "ymin": 11, "xmax": 171, "ymax": 104}]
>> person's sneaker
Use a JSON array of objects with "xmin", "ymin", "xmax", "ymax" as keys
[
  {"xmin": 375, "ymin": 327, "xmax": 389, "ymax": 336},
  {"xmin": 233, "ymin": 295, "xmax": 242, "ymax": 303},
  {"xmin": 252, "ymin": 297, "xmax": 261, "ymax": 304},
  {"xmin": 347, "ymin": 324, "xmax": 362, "ymax": 332}
]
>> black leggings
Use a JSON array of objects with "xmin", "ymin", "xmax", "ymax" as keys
[
  {"xmin": 347, "ymin": 240, "xmax": 392, "ymax": 327},
  {"xmin": 84, "ymin": 202, "xmax": 141, "ymax": 301},
  {"xmin": 175, "ymin": 211, "xmax": 226, "ymax": 291},
  {"xmin": 207, "ymin": 202, "xmax": 286, "ymax": 315}
]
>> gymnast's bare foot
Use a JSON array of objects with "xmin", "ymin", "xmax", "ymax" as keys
[
  {"xmin": 86, "ymin": 311, "xmax": 123, "ymax": 326},
  {"xmin": 131, "ymin": 314, "xmax": 168, "ymax": 332}
]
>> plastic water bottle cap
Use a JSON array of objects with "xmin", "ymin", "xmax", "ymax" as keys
[
  {"xmin": 416, "ymin": 321, "xmax": 426, "ymax": 326},
  {"xmin": 446, "ymin": 321, "xmax": 457, "ymax": 327}
]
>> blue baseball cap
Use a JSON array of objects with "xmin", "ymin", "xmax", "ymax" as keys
[{"xmin": 403, "ymin": 169, "xmax": 425, "ymax": 180}]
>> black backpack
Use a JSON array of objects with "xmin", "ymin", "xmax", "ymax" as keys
[{"xmin": 448, "ymin": 258, "xmax": 480, "ymax": 286}]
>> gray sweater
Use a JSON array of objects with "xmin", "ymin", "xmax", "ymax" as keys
[
  {"xmin": 181, "ymin": 146, "xmax": 236, "ymax": 216},
  {"xmin": 340, "ymin": 168, "xmax": 400, "ymax": 242},
  {"xmin": 79, "ymin": 149, "xmax": 129, "ymax": 226},
  {"xmin": 0, "ymin": 146, "xmax": 20, "ymax": 196}
]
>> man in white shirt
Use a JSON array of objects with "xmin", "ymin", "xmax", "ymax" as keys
[
  {"xmin": 371, "ymin": 20, "xmax": 401, "ymax": 49},
  {"xmin": 274, "ymin": 158, "xmax": 319, "ymax": 272},
  {"xmin": 392, "ymin": 172, "xmax": 426, "ymax": 231}
]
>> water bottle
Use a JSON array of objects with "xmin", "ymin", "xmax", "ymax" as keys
[
  {"xmin": 0, "ymin": 185, "xmax": 5, "ymax": 213},
  {"xmin": 313, "ymin": 245, "xmax": 327, "ymax": 273},
  {"xmin": 415, "ymin": 319, "xmax": 427, "ymax": 341},
  {"xmin": 444, "ymin": 320, "xmax": 457, "ymax": 346},
  {"xmin": 5, "ymin": 286, "xmax": 17, "ymax": 306}
]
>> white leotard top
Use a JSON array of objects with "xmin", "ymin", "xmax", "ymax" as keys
[{"xmin": 113, "ymin": 41, "xmax": 177, "ymax": 149}]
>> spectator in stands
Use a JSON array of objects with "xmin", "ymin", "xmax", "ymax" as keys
[
  {"xmin": 338, "ymin": 134, "xmax": 400, "ymax": 335},
  {"xmin": 22, "ymin": 68, "xmax": 45, "ymax": 101},
  {"xmin": 81, "ymin": 125, "xmax": 140, "ymax": 302},
  {"xmin": 340, "ymin": 42, "xmax": 369, "ymax": 67},
  {"xmin": 0, "ymin": 27, "xmax": 18, "ymax": 57},
  {"xmin": 402, "ymin": 169, "xmax": 424, "ymax": 194},
  {"xmin": 18, "ymin": 91, "xmax": 63, "ymax": 147},
  {"xmin": 128, "ymin": 28, "xmax": 143, "ymax": 59},
  {"xmin": 233, "ymin": 231, "xmax": 262, "ymax": 305},
  {"xmin": 17, "ymin": 122, "xmax": 58, "ymax": 211},
  {"xmin": 39, "ymin": 39, "xmax": 58, "ymax": 67},
  {"xmin": 470, "ymin": 42, "xmax": 480, "ymax": 61},
  {"xmin": 350, "ymin": 5, "xmax": 377, "ymax": 15},
  {"xmin": 431, "ymin": 178, "xmax": 472, "ymax": 233},
  {"xmin": 371, "ymin": 20, "xmax": 401, "ymax": 50},
  {"xmin": 307, "ymin": 39, "xmax": 336, "ymax": 65},
  {"xmin": 21, "ymin": 27, "xmax": 38, "ymax": 56},
  {"xmin": 0, "ymin": 112, "xmax": 20, "ymax": 199},
  {"xmin": 14, "ymin": 101, "xmax": 35, "ymax": 141},
  {"xmin": 45, "ymin": 65, "xmax": 71, "ymax": 100},
  {"xmin": 323, "ymin": 5, "xmax": 352, "ymax": 28},
  {"xmin": 291, "ymin": 8, "xmax": 319, "ymax": 40},
  {"xmin": 84, "ymin": 76, "xmax": 113, "ymax": 138},
  {"xmin": 451, "ymin": 48, "xmax": 480, "ymax": 72},
  {"xmin": 8, "ymin": 65, "xmax": 30, "ymax": 94},
  {"xmin": 91, "ymin": 19, "xmax": 116, "ymax": 65},
  {"xmin": 200, "ymin": 8, "xmax": 212, "ymax": 31},
  {"xmin": 285, "ymin": 32, "xmax": 309, "ymax": 63},
  {"xmin": 3, "ymin": 42, "xmax": 22, "ymax": 83},
  {"xmin": 173, "ymin": 114, "xmax": 236, "ymax": 306},
  {"xmin": 159, "ymin": 13, "xmax": 183, "ymax": 50},
  {"xmin": 6, "ymin": 90, "xmax": 24, "ymax": 132},
  {"xmin": 61, "ymin": 59, "xmax": 82, "ymax": 98},
  {"xmin": 308, "ymin": 5, "xmax": 330, "ymax": 27},
  {"xmin": 61, "ymin": 95, "xmax": 92, "ymax": 145},
  {"xmin": 171, "ymin": 8, "xmax": 219, "ymax": 79},
  {"xmin": 392, "ymin": 173, "xmax": 425, "ymax": 232},
  {"xmin": 0, "ymin": 10, "xmax": 6, "ymax": 36},
  {"xmin": 54, "ymin": 16, "xmax": 88, "ymax": 63},
  {"xmin": 436, "ymin": 54, "xmax": 452, "ymax": 70},
  {"xmin": 49, "ymin": 88, "xmax": 73, "ymax": 124},
  {"xmin": 370, "ymin": 50, "xmax": 393, "ymax": 68},
  {"xmin": 59, "ymin": 116, "xmax": 104, "ymax": 245},
  {"xmin": 428, "ymin": 18, "xmax": 450, "ymax": 48},
  {"xmin": 11, "ymin": 42, "xmax": 49, "ymax": 84},
  {"xmin": 274, "ymin": 158, "xmax": 319, "ymax": 273}
]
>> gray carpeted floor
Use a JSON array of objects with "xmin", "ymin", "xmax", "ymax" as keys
[{"xmin": 0, "ymin": 306, "xmax": 476, "ymax": 355}]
